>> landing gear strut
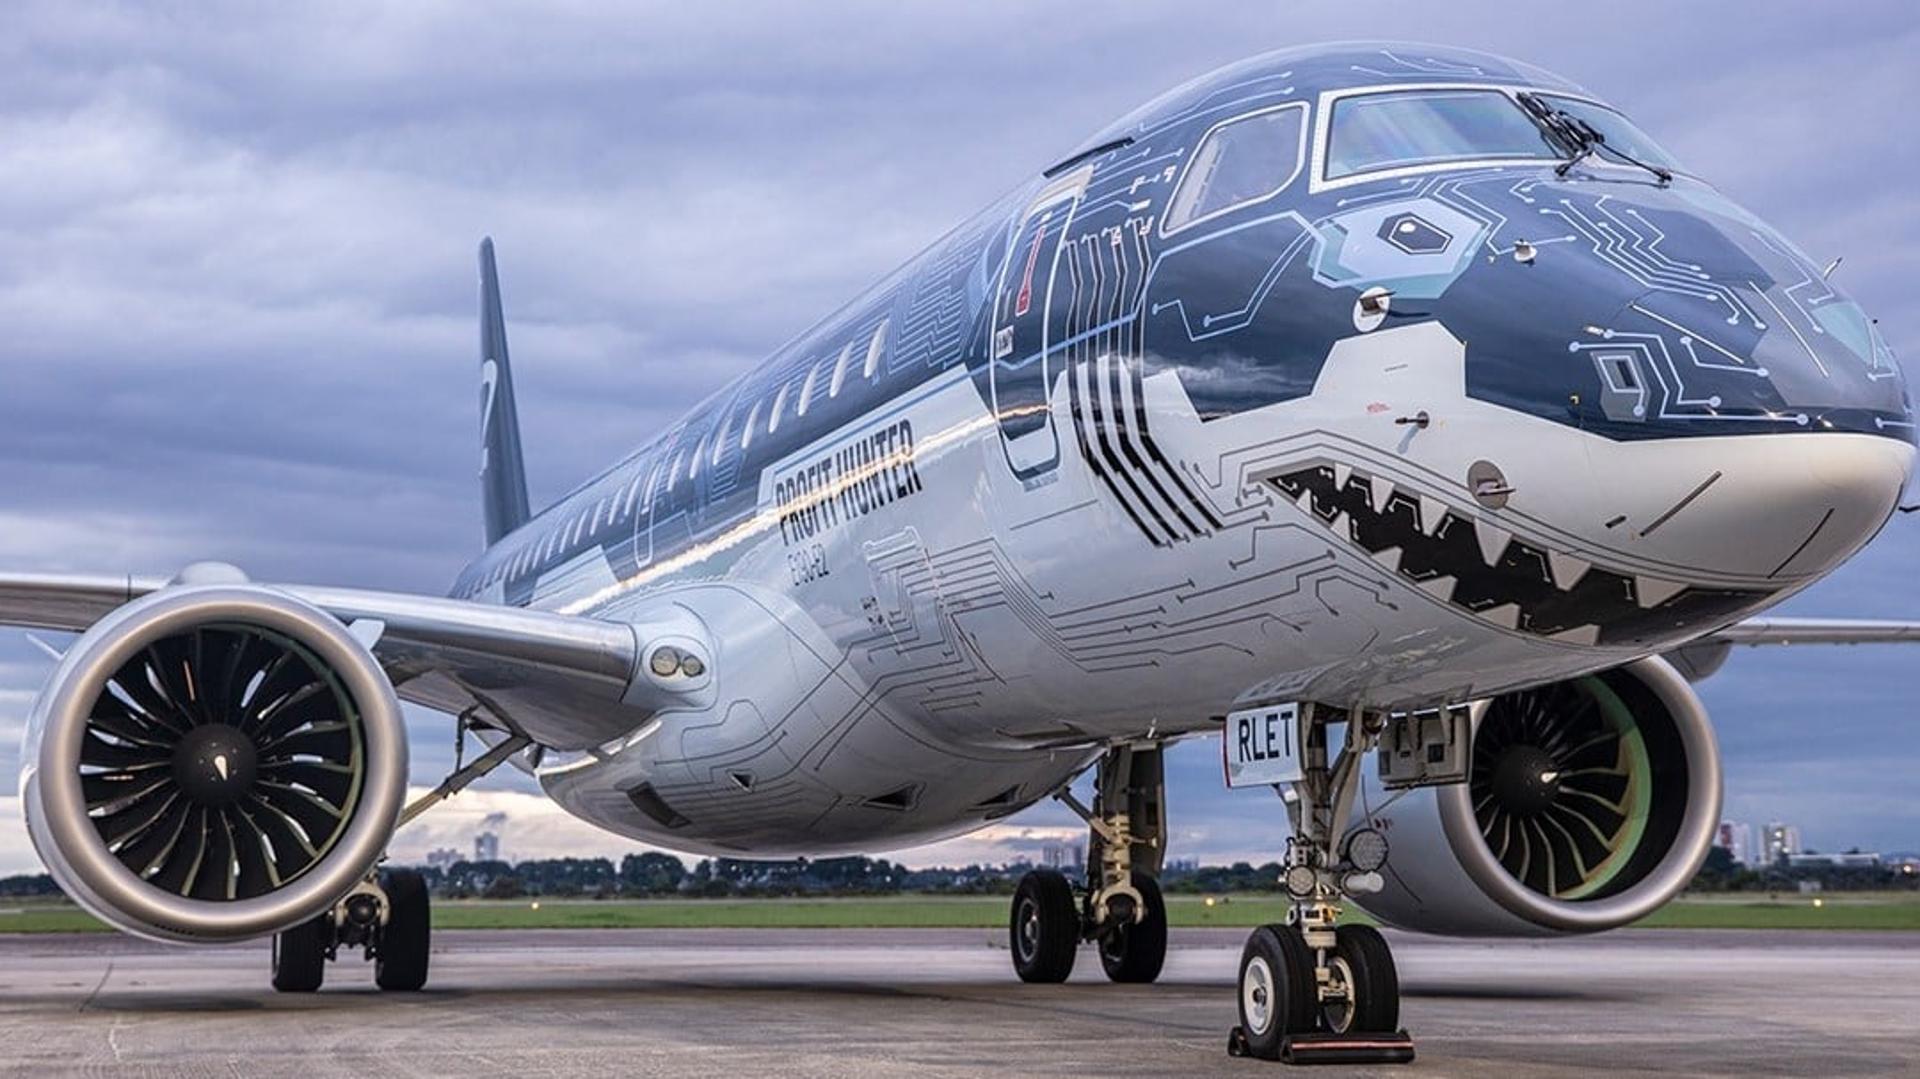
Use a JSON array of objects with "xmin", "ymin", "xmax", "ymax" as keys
[
  {"xmin": 269, "ymin": 868, "xmax": 432, "ymax": 993},
  {"xmin": 269, "ymin": 714, "xmax": 523, "ymax": 993},
  {"xmin": 1008, "ymin": 744, "xmax": 1167, "ymax": 984},
  {"xmin": 1228, "ymin": 707, "xmax": 1414, "ymax": 1065}
]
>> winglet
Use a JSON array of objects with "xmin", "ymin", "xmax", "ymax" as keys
[{"xmin": 479, "ymin": 237, "xmax": 532, "ymax": 546}]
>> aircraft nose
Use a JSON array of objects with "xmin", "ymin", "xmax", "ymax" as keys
[
  {"xmin": 1566, "ymin": 184, "xmax": 1911, "ymax": 441},
  {"xmin": 1583, "ymin": 428, "xmax": 1913, "ymax": 582}
]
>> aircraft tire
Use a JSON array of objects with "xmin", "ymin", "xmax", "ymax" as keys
[
  {"xmin": 1235, "ymin": 923, "xmax": 1315, "ymax": 1059},
  {"xmin": 270, "ymin": 915, "xmax": 329, "ymax": 993},
  {"xmin": 1097, "ymin": 871, "xmax": 1167, "ymax": 983},
  {"xmin": 1009, "ymin": 869, "xmax": 1079, "ymax": 983},
  {"xmin": 374, "ymin": 869, "xmax": 431, "ymax": 992},
  {"xmin": 1325, "ymin": 924, "xmax": 1399, "ymax": 1033}
]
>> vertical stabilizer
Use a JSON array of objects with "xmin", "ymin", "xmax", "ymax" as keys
[{"xmin": 478, "ymin": 237, "xmax": 531, "ymax": 546}]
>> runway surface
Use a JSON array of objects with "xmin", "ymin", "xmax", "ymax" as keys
[{"xmin": 1, "ymin": 927, "xmax": 1916, "ymax": 1076}]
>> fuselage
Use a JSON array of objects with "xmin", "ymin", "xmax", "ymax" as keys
[{"xmin": 448, "ymin": 44, "xmax": 1913, "ymax": 856}]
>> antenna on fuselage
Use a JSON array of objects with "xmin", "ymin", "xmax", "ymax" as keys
[{"xmin": 478, "ymin": 238, "xmax": 532, "ymax": 547}]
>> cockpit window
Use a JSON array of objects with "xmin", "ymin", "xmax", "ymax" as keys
[
  {"xmin": 1327, "ymin": 88, "xmax": 1560, "ymax": 180},
  {"xmin": 1163, "ymin": 104, "xmax": 1306, "ymax": 234},
  {"xmin": 1535, "ymin": 94, "xmax": 1680, "ymax": 172}
]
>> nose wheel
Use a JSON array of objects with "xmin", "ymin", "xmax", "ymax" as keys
[{"xmin": 1227, "ymin": 706, "xmax": 1414, "ymax": 1065}]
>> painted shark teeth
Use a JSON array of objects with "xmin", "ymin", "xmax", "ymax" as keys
[
  {"xmin": 1634, "ymin": 576, "xmax": 1687, "ymax": 609},
  {"xmin": 1368, "ymin": 476, "xmax": 1396, "ymax": 514},
  {"xmin": 1549, "ymin": 624, "xmax": 1602, "ymax": 646},
  {"xmin": 1481, "ymin": 603, "xmax": 1521, "ymax": 630},
  {"xmin": 1268, "ymin": 462, "xmax": 1768, "ymax": 647},
  {"xmin": 1475, "ymin": 519, "xmax": 1513, "ymax": 567},
  {"xmin": 1547, "ymin": 550, "xmax": 1592, "ymax": 590}
]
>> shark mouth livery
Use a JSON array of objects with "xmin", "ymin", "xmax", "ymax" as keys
[
  {"xmin": 2, "ymin": 39, "xmax": 1918, "ymax": 1064},
  {"xmin": 1269, "ymin": 463, "xmax": 1771, "ymax": 647}
]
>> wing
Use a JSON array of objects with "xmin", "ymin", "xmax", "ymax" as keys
[
  {"xmin": 1705, "ymin": 617, "xmax": 1920, "ymax": 645},
  {"xmin": 0, "ymin": 572, "xmax": 668, "ymax": 750},
  {"xmin": 1658, "ymin": 615, "xmax": 1920, "ymax": 680}
]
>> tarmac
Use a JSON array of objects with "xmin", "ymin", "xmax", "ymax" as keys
[{"xmin": 0, "ymin": 927, "xmax": 1915, "ymax": 1076}]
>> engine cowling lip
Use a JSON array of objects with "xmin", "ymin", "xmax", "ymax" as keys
[
  {"xmin": 1436, "ymin": 655, "xmax": 1723, "ymax": 933},
  {"xmin": 29, "ymin": 584, "xmax": 407, "ymax": 943}
]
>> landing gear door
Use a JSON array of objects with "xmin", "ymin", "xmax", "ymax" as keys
[{"xmin": 988, "ymin": 166, "xmax": 1091, "ymax": 480}]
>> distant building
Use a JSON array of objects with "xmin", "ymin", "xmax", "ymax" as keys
[
  {"xmin": 475, "ymin": 831, "xmax": 501, "ymax": 863},
  {"xmin": 1761, "ymin": 822, "xmax": 1802, "ymax": 865},
  {"xmin": 425, "ymin": 848, "xmax": 463, "ymax": 870},
  {"xmin": 1715, "ymin": 821, "xmax": 1756, "ymax": 866},
  {"xmin": 1040, "ymin": 843, "xmax": 1083, "ymax": 870}
]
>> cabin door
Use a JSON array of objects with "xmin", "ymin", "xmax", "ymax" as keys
[{"xmin": 988, "ymin": 166, "xmax": 1092, "ymax": 480}]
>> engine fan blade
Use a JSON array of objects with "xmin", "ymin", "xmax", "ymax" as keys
[
  {"xmin": 255, "ymin": 759, "xmax": 355, "ymax": 808},
  {"xmin": 79, "ymin": 729, "xmax": 169, "ymax": 771}
]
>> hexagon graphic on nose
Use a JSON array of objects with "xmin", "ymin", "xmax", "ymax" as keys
[
  {"xmin": 1379, "ymin": 212, "xmax": 1452, "ymax": 254},
  {"xmin": 1311, "ymin": 196, "xmax": 1488, "ymax": 300}
]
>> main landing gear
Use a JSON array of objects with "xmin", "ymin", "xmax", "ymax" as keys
[
  {"xmin": 269, "ymin": 717, "xmax": 530, "ymax": 994},
  {"xmin": 272, "ymin": 867, "xmax": 433, "ymax": 993},
  {"xmin": 1228, "ymin": 706, "xmax": 1415, "ymax": 1065},
  {"xmin": 271, "ymin": 867, "xmax": 432, "ymax": 993},
  {"xmin": 1009, "ymin": 744, "xmax": 1168, "ymax": 984}
]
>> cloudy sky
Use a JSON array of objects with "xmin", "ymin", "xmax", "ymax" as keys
[{"xmin": 4, "ymin": 2, "xmax": 1919, "ymax": 874}]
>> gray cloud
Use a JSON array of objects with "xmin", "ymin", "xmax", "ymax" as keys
[{"xmin": 2, "ymin": 2, "xmax": 1917, "ymax": 880}]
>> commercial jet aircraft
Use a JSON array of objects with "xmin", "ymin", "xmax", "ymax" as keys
[{"xmin": 9, "ymin": 42, "xmax": 1919, "ymax": 1063}]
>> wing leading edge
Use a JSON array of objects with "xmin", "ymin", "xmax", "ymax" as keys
[
  {"xmin": 0, "ymin": 571, "xmax": 690, "ymax": 751},
  {"xmin": 1703, "ymin": 617, "xmax": 1920, "ymax": 645}
]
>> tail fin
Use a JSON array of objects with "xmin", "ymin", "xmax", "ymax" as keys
[{"xmin": 478, "ymin": 237, "xmax": 531, "ymax": 546}]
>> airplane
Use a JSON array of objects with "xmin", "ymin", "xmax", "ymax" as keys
[{"xmin": 6, "ymin": 40, "xmax": 1918, "ymax": 1064}]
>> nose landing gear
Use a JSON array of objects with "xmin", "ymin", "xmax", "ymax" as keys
[{"xmin": 1228, "ymin": 708, "xmax": 1415, "ymax": 1065}]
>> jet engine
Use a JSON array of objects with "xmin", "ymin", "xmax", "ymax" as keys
[
  {"xmin": 19, "ymin": 579, "xmax": 407, "ymax": 943},
  {"xmin": 1358, "ymin": 656, "xmax": 1721, "ymax": 936}
]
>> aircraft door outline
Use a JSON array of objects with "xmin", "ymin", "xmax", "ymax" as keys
[
  {"xmin": 630, "ymin": 455, "xmax": 664, "ymax": 570},
  {"xmin": 988, "ymin": 165, "xmax": 1093, "ymax": 481}
]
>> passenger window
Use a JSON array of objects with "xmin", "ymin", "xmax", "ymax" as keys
[
  {"xmin": 862, "ymin": 319, "xmax": 888, "ymax": 379},
  {"xmin": 769, "ymin": 384, "xmax": 788, "ymax": 434},
  {"xmin": 797, "ymin": 360, "xmax": 822, "ymax": 417},
  {"xmin": 1164, "ymin": 104, "xmax": 1307, "ymax": 234},
  {"xmin": 741, "ymin": 401, "xmax": 760, "ymax": 450},
  {"xmin": 828, "ymin": 340, "xmax": 855, "ymax": 398}
]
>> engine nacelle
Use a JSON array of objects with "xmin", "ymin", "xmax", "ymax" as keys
[
  {"xmin": 1358, "ymin": 656, "xmax": 1721, "ymax": 936},
  {"xmin": 20, "ymin": 580, "xmax": 407, "ymax": 943}
]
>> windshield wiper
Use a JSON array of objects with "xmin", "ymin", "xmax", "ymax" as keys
[
  {"xmin": 1517, "ymin": 92, "xmax": 1671, "ymax": 186},
  {"xmin": 1517, "ymin": 92, "xmax": 1584, "ymax": 157}
]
